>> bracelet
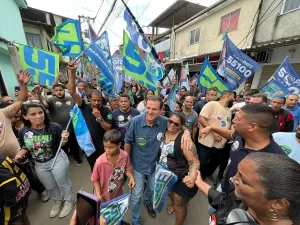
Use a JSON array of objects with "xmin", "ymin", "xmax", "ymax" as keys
[{"xmin": 96, "ymin": 117, "xmax": 103, "ymax": 122}]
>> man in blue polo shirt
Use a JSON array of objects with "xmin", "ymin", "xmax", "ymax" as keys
[
  {"xmin": 124, "ymin": 95, "xmax": 191, "ymax": 225},
  {"xmin": 284, "ymin": 94, "xmax": 300, "ymax": 131}
]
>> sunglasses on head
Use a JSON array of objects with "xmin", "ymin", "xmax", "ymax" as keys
[{"xmin": 168, "ymin": 119, "xmax": 180, "ymax": 128}]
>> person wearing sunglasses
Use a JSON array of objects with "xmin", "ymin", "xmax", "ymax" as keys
[{"xmin": 159, "ymin": 112, "xmax": 200, "ymax": 225}]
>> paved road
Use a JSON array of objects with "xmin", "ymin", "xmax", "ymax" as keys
[{"xmin": 27, "ymin": 156, "xmax": 210, "ymax": 225}]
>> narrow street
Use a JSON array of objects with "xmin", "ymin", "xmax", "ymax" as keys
[{"xmin": 27, "ymin": 157, "xmax": 210, "ymax": 225}]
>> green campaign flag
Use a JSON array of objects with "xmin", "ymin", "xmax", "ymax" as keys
[
  {"xmin": 198, "ymin": 58, "xmax": 230, "ymax": 96},
  {"xmin": 19, "ymin": 44, "xmax": 59, "ymax": 88},
  {"xmin": 51, "ymin": 20, "xmax": 82, "ymax": 57},
  {"xmin": 122, "ymin": 30, "xmax": 157, "ymax": 93}
]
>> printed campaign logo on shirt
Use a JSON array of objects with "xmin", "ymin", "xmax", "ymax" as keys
[
  {"xmin": 157, "ymin": 132, "xmax": 163, "ymax": 141},
  {"xmin": 55, "ymin": 101, "xmax": 62, "ymax": 106},
  {"xmin": 231, "ymin": 141, "xmax": 239, "ymax": 151},
  {"xmin": 107, "ymin": 114, "xmax": 112, "ymax": 120},
  {"xmin": 118, "ymin": 115, "xmax": 125, "ymax": 122},
  {"xmin": 24, "ymin": 131, "xmax": 53, "ymax": 160},
  {"xmin": 280, "ymin": 145, "xmax": 292, "ymax": 156},
  {"xmin": 137, "ymin": 137, "xmax": 146, "ymax": 146}
]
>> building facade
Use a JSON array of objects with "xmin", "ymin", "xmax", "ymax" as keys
[
  {"xmin": 252, "ymin": 0, "xmax": 300, "ymax": 89},
  {"xmin": 0, "ymin": 0, "xmax": 27, "ymax": 97}
]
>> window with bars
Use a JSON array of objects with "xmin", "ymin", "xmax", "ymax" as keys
[
  {"xmin": 189, "ymin": 28, "xmax": 200, "ymax": 45},
  {"xmin": 282, "ymin": 0, "xmax": 300, "ymax": 13},
  {"xmin": 25, "ymin": 32, "xmax": 43, "ymax": 49},
  {"xmin": 220, "ymin": 9, "xmax": 240, "ymax": 34}
]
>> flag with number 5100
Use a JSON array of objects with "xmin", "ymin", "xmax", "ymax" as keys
[{"xmin": 217, "ymin": 37, "xmax": 261, "ymax": 90}]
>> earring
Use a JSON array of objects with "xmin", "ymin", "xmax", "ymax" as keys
[{"xmin": 266, "ymin": 209, "xmax": 279, "ymax": 221}]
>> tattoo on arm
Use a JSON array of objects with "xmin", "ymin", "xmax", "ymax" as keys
[{"xmin": 187, "ymin": 143, "xmax": 200, "ymax": 171}]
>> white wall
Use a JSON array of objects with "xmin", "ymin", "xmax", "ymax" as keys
[
  {"xmin": 251, "ymin": 44, "xmax": 300, "ymax": 88},
  {"xmin": 155, "ymin": 38, "xmax": 170, "ymax": 52}
]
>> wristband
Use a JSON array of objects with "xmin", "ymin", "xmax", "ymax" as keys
[{"xmin": 96, "ymin": 117, "xmax": 103, "ymax": 122}]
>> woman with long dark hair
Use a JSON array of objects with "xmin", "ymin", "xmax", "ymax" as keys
[
  {"xmin": 159, "ymin": 112, "xmax": 200, "ymax": 225},
  {"xmin": 15, "ymin": 102, "xmax": 75, "ymax": 218}
]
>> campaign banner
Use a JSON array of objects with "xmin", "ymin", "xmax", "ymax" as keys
[
  {"xmin": 259, "ymin": 80, "xmax": 290, "ymax": 99},
  {"xmin": 198, "ymin": 58, "xmax": 230, "ymax": 96},
  {"xmin": 217, "ymin": 37, "xmax": 261, "ymax": 90},
  {"xmin": 51, "ymin": 20, "xmax": 82, "ymax": 57},
  {"xmin": 273, "ymin": 57, "xmax": 300, "ymax": 98},
  {"xmin": 100, "ymin": 193, "xmax": 130, "ymax": 225},
  {"xmin": 162, "ymin": 69, "xmax": 176, "ymax": 87},
  {"xmin": 180, "ymin": 66, "xmax": 190, "ymax": 91},
  {"xmin": 84, "ymin": 36, "xmax": 117, "ymax": 97},
  {"xmin": 166, "ymin": 86, "xmax": 178, "ymax": 112},
  {"xmin": 123, "ymin": 30, "xmax": 157, "ymax": 92},
  {"xmin": 153, "ymin": 163, "xmax": 178, "ymax": 213},
  {"xmin": 112, "ymin": 56, "xmax": 123, "ymax": 71},
  {"xmin": 18, "ymin": 44, "xmax": 59, "ymax": 88}
]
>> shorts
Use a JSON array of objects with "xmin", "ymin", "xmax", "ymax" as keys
[{"xmin": 172, "ymin": 180, "xmax": 198, "ymax": 199}]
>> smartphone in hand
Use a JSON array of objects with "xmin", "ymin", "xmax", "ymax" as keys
[{"xmin": 76, "ymin": 190, "xmax": 101, "ymax": 225}]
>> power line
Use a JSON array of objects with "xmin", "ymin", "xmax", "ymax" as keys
[
  {"xmin": 106, "ymin": 1, "xmax": 123, "ymax": 27},
  {"xmin": 93, "ymin": 0, "xmax": 105, "ymax": 23},
  {"xmin": 97, "ymin": 0, "xmax": 118, "ymax": 36},
  {"xmin": 237, "ymin": 0, "xmax": 284, "ymax": 47},
  {"xmin": 239, "ymin": 0, "xmax": 277, "ymax": 47},
  {"xmin": 137, "ymin": 0, "xmax": 153, "ymax": 20}
]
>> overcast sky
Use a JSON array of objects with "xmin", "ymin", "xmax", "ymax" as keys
[{"xmin": 26, "ymin": 0, "xmax": 218, "ymax": 53}]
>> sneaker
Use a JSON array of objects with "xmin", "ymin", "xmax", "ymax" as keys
[
  {"xmin": 74, "ymin": 158, "xmax": 83, "ymax": 166},
  {"xmin": 59, "ymin": 199, "xmax": 76, "ymax": 218},
  {"xmin": 50, "ymin": 201, "xmax": 64, "ymax": 218},
  {"xmin": 144, "ymin": 203, "xmax": 156, "ymax": 218},
  {"xmin": 39, "ymin": 190, "xmax": 50, "ymax": 202}
]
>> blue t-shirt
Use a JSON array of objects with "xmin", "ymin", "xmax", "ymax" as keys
[{"xmin": 273, "ymin": 132, "xmax": 300, "ymax": 163}]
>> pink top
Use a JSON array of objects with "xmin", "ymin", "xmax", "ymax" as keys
[{"xmin": 91, "ymin": 150, "xmax": 132, "ymax": 203}]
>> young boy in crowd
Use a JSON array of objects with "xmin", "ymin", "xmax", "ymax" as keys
[{"xmin": 91, "ymin": 129, "xmax": 135, "ymax": 225}]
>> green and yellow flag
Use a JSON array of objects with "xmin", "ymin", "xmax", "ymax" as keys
[
  {"xmin": 122, "ymin": 30, "xmax": 157, "ymax": 93},
  {"xmin": 19, "ymin": 44, "xmax": 59, "ymax": 88},
  {"xmin": 198, "ymin": 58, "xmax": 230, "ymax": 96},
  {"xmin": 51, "ymin": 20, "xmax": 82, "ymax": 57}
]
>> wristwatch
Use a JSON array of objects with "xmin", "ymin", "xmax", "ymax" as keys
[{"xmin": 96, "ymin": 117, "xmax": 103, "ymax": 122}]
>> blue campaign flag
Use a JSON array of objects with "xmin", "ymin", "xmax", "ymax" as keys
[
  {"xmin": 70, "ymin": 106, "xmax": 96, "ymax": 157},
  {"xmin": 217, "ymin": 37, "xmax": 261, "ymax": 90},
  {"xmin": 84, "ymin": 35, "xmax": 117, "ymax": 97},
  {"xmin": 199, "ymin": 58, "xmax": 231, "ymax": 96},
  {"xmin": 123, "ymin": 9, "xmax": 164, "ymax": 82},
  {"xmin": 259, "ymin": 79, "xmax": 290, "ymax": 99},
  {"xmin": 88, "ymin": 23, "xmax": 97, "ymax": 42},
  {"xmin": 273, "ymin": 56, "xmax": 300, "ymax": 98},
  {"xmin": 153, "ymin": 163, "xmax": 178, "ymax": 213},
  {"xmin": 166, "ymin": 86, "xmax": 178, "ymax": 112},
  {"xmin": 100, "ymin": 193, "xmax": 130, "ymax": 225}
]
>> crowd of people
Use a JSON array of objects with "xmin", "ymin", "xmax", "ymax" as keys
[{"xmin": 0, "ymin": 62, "xmax": 300, "ymax": 225}]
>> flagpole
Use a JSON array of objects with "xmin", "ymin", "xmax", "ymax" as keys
[
  {"xmin": 50, "ymin": 117, "xmax": 72, "ymax": 170},
  {"xmin": 50, "ymin": 106, "xmax": 80, "ymax": 170},
  {"xmin": 120, "ymin": 0, "xmax": 162, "ymax": 65}
]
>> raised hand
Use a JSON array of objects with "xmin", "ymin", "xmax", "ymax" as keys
[
  {"xmin": 67, "ymin": 61, "xmax": 78, "ymax": 73},
  {"xmin": 17, "ymin": 70, "xmax": 32, "ymax": 85}
]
